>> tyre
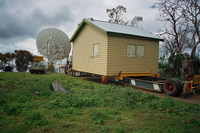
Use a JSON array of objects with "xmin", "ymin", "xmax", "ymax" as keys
[
  {"xmin": 172, "ymin": 78, "xmax": 183, "ymax": 96},
  {"xmin": 163, "ymin": 78, "xmax": 181, "ymax": 97}
]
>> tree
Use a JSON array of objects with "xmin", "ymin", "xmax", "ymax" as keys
[
  {"xmin": 157, "ymin": 0, "xmax": 190, "ymax": 78},
  {"xmin": 15, "ymin": 50, "xmax": 33, "ymax": 72},
  {"xmin": 106, "ymin": 5, "xmax": 143, "ymax": 26},
  {"xmin": 182, "ymin": 0, "xmax": 200, "ymax": 76},
  {"xmin": 157, "ymin": 0, "xmax": 200, "ymax": 76},
  {"xmin": 106, "ymin": 5, "xmax": 127, "ymax": 24},
  {"xmin": 0, "ymin": 52, "xmax": 15, "ymax": 70},
  {"xmin": 130, "ymin": 16, "xmax": 143, "ymax": 27}
]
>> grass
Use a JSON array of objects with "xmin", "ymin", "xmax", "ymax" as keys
[{"xmin": 0, "ymin": 72, "xmax": 200, "ymax": 133}]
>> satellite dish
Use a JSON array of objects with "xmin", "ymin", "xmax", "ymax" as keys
[{"xmin": 36, "ymin": 28, "xmax": 71, "ymax": 64}]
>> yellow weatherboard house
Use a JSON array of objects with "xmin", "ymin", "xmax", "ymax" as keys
[{"xmin": 70, "ymin": 18, "xmax": 163, "ymax": 77}]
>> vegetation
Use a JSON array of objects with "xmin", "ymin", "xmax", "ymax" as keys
[
  {"xmin": 14, "ymin": 50, "xmax": 33, "ymax": 72},
  {"xmin": 0, "ymin": 72, "xmax": 199, "ymax": 132},
  {"xmin": 0, "ymin": 52, "xmax": 15, "ymax": 71},
  {"xmin": 157, "ymin": 0, "xmax": 200, "ymax": 77},
  {"xmin": 106, "ymin": 5, "xmax": 143, "ymax": 27},
  {"xmin": 0, "ymin": 50, "xmax": 33, "ymax": 72},
  {"xmin": 159, "ymin": 53, "xmax": 200, "ymax": 79}
]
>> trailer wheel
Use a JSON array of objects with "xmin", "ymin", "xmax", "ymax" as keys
[
  {"xmin": 172, "ymin": 78, "xmax": 183, "ymax": 96},
  {"xmin": 164, "ymin": 78, "xmax": 181, "ymax": 97}
]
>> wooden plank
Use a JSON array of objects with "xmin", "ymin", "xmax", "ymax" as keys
[{"xmin": 52, "ymin": 80, "xmax": 69, "ymax": 94}]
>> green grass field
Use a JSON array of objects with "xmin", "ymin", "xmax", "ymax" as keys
[{"xmin": 0, "ymin": 72, "xmax": 200, "ymax": 133}]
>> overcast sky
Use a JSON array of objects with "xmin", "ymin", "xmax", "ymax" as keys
[{"xmin": 0, "ymin": 0, "xmax": 163, "ymax": 55}]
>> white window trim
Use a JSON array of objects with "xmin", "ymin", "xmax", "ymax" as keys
[
  {"xmin": 127, "ymin": 44, "xmax": 144, "ymax": 58},
  {"xmin": 93, "ymin": 43, "xmax": 99, "ymax": 57},
  {"xmin": 137, "ymin": 45, "xmax": 144, "ymax": 58},
  {"xmin": 127, "ymin": 44, "xmax": 136, "ymax": 57}
]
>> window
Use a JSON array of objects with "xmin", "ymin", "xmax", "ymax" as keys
[
  {"xmin": 93, "ymin": 44, "xmax": 99, "ymax": 56},
  {"xmin": 137, "ymin": 45, "xmax": 144, "ymax": 57},
  {"xmin": 127, "ymin": 44, "xmax": 144, "ymax": 58},
  {"xmin": 127, "ymin": 44, "xmax": 135, "ymax": 57}
]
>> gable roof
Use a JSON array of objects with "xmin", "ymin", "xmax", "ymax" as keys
[{"xmin": 70, "ymin": 18, "xmax": 163, "ymax": 42}]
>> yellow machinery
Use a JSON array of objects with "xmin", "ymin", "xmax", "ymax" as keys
[{"xmin": 33, "ymin": 56, "xmax": 44, "ymax": 61}]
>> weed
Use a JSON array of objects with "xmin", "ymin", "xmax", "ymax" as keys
[
  {"xmin": 0, "ymin": 72, "xmax": 200, "ymax": 132},
  {"xmin": 0, "ymin": 120, "xmax": 11, "ymax": 126},
  {"xmin": 24, "ymin": 111, "xmax": 48, "ymax": 127},
  {"xmin": 89, "ymin": 108, "xmax": 119, "ymax": 125},
  {"xmin": 82, "ymin": 83, "xmax": 95, "ymax": 89},
  {"xmin": 115, "ymin": 127, "xmax": 126, "ymax": 133},
  {"xmin": 101, "ymin": 126, "xmax": 112, "ymax": 133},
  {"xmin": 0, "ymin": 91, "xmax": 6, "ymax": 105},
  {"xmin": 188, "ymin": 118, "xmax": 200, "ymax": 126},
  {"xmin": 53, "ymin": 108, "xmax": 82, "ymax": 119},
  {"xmin": 89, "ymin": 109, "xmax": 110, "ymax": 125},
  {"xmin": 3, "ymin": 103, "xmax": 24, "ymax": 116},
  {"xmin": 53, "ymin": 110, "xmax": 64, "ymax": 119},
  {"xmin": 146, "ymin": 97, "xmax": 200, "ymax": 115}
]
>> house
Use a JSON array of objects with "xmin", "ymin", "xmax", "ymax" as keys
[{"xmin": 70, "ymin": 18, "xmax": 163, "ymax": 77}]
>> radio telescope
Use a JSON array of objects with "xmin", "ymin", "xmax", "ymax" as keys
[{"xmin": 36, "ymin": 28, "xmax": 71, "ymax": 64}]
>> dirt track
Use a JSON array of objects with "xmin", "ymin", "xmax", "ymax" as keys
[{"xmin": 78, "ymin": 76, "xmax": 200, "ymax": 104}]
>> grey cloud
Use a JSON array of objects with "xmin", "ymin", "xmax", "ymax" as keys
[{"xmin": 0, "ymin": 0, "xmax": 73, "ymax": 40}]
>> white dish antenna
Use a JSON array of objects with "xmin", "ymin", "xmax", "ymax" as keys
[{"xmin": 36, "ymin": 28, "xmax": 71, "ymax": 64}]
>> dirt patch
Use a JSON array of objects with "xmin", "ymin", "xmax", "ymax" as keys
[{"xmin": 76, "ymin": 76, "xmax": 200, "ymax": 104}]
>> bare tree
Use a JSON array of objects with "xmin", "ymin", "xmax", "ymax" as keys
[
  {"xmin": 182, "ymin": 0, "xmax": 200, "ymax": 75},
  {"xmin": 157, "ymin": 0, "xmax": 190, "ymax": 78}
]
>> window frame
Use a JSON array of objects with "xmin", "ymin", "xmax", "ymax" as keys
[
  {"xmin": 93, "ymin": 43, "xmax": 99, "ymax": 57},
  {"xmin": 127, "ymin": 44, "xmax": 136, "ymax": 57},
  {"xmin": 136, "ymin": 45, "xmax": 145, "ymax": 58},
  {"xmin": 126, "ymin": 44, "xmax": 145, "ymax": 58}
]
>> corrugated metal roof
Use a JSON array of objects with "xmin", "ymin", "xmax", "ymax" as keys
[
  {"xmin": 86, "ymin": 18, "xmax": 163, "ymax": 40},
  {"xmin": 70, "ymin": 18, "xmax": 163, "ymax": 42}
]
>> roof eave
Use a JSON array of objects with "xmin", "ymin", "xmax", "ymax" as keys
[
  {"xmin": 107, "ymin": 32, "xmax": 164, "ymax": 42},
  {"xmin": 70, "ymin": 18, "xmax": 106, "ymax": 42},
  {"xmin": 70, "ymin": 20, "xmax": 86, "ymax": 42}
]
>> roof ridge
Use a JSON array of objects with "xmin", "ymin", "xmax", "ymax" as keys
[
  {"xmin": 85, "ymin": 18, "xmax": 142, "ymax": 29},
  {"xmin": 84, "ymin": 18, "xmax": 156, "ymax": 36}
]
